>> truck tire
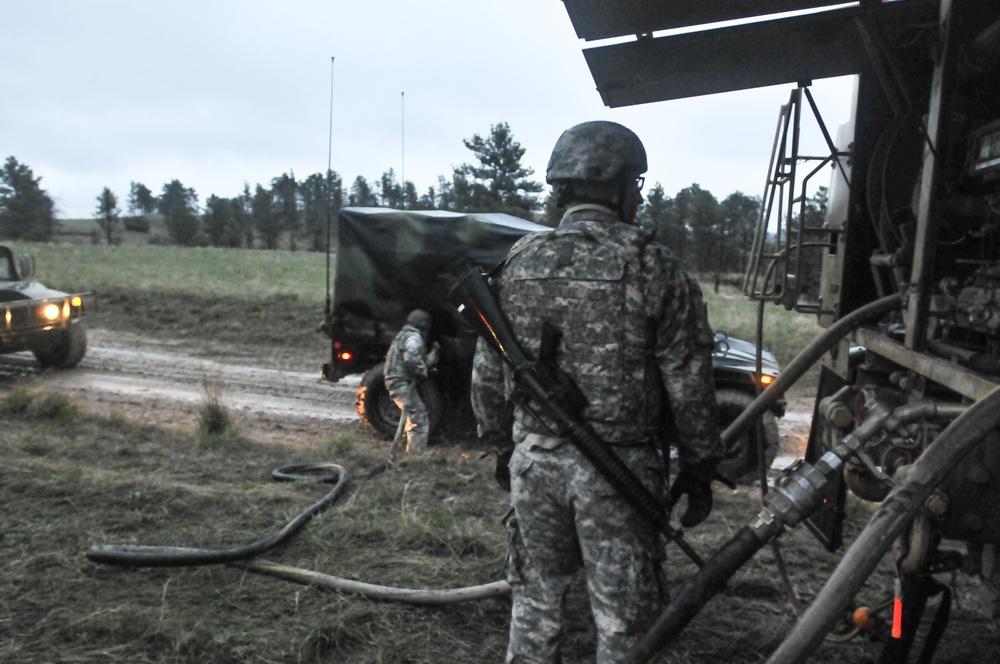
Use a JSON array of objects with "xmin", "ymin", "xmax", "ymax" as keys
[
  {"xmin": 356, "ymin": 365, "xmax": 445, "ymax": 441},
  {"xmin": 33, "ymin": 320, "xmax": 88, "ymax": 369},
  {"xmin": 714, "ymin": 387, "xmax": 779, "ymax": 485}
]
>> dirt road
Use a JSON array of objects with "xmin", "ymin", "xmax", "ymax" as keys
[
  {"xmin": 0, "ymin": 328, "xmax": 362, "ymax": 441},
  {"xmin": 1, "ymin": 326, "xmax": 815, "ymax": 459}
]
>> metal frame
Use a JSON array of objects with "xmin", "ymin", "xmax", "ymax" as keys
[{"xmin": 742, "ymin": 84, "xmax": 849, "ymax": 315}]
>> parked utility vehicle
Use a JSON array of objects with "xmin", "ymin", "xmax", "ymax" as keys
[
  {"xmin": 319, "ymin": 207, "xmax": 783, "ymax": 481},
  {"xmin": 0, "ymin": 245, "xmax": 90, "ymax": 368}
]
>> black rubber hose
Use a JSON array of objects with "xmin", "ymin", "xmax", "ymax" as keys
[
  {"xmin": 624, "ymin": 526, "xmax": 769, "ymax": 664},
  {"xmin": 721, "ymin": 293, "xmax": 902, "ymax": 448},
  {"xmin": 766, "ymin": 384, "xmax": 1000, "ymax": 663},
  {"xmin": 625, "ymin": 294, "xmax": 904, "ymax": 663},
  {"xmin": 86, "ymin": 463, "xmax": 347, "ymax": 567}
]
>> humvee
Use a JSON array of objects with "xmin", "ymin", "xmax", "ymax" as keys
[
  {"xmin": 0, "ymin": 245, "xmax": 90, "ymax": 368},
  {"xmin": 319, "ymin": 207, "xmax": 783, "ymax": 481}
]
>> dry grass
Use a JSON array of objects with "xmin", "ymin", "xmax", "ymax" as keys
[
  {"xmin": 0, "ymin": 388, "xmax": 511, "ymax": 664},
  {"xmin": 2, "ymin": 387, "xmax": 999, "ymax": 663},
  {"xmin": 197, "ymin": 375, "xmax": 236, "ymax": 446}
]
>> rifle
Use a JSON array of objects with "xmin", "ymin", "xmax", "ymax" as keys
[{"xmin": 448, "ymin": 267, "xmax": 705, "ymax": 567}]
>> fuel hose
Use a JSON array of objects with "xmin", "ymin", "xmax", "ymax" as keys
[
  {"xmin": 628, "ymin": 380, "xmax": 1000, "ymax": 663},
  {"xmin": 720, "ymin": 292, "xmax": 902, "ymax": 448},
  {"xmin": 767, "ymin": 383, "xmax": 1000, "ymax": 663},
  {"xmin": 235, "ymin": 560, "xmax": 511, "ymax": 606},
  {"xmin": 87, "ymin": 463, "xmax": 348, "ymax": 568},
  {"xmin": 88, "ymin": 403, "xmax": 408, "ymax": 569},
  {"xmin": 625, "ymin": 293, "xmax": 904, "ymax": 664},
  {"xmin": 86, "ymin": 457, "xmax": 513, "ymax": 606}
]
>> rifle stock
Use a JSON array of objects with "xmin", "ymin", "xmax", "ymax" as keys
[
  {"xmin": 448, "ymin": 266, "xmax": 530, "ymax": 372},
  {"xmin": 448, "ymin": 268, "xmax": 704, "ymax": 566}
]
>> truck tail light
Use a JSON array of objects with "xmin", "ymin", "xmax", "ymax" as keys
[{"xmin": 333, "ymin": 342, "xmax": 355, "ymax": 364}]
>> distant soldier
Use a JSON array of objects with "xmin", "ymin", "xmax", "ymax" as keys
[
  {"xmin": 471, "ymin": 121, "xmax": 724, "ymax": 662},
  {"xmin": 384, "ymin": 309, "xmax": 439, "ymax": 453}
]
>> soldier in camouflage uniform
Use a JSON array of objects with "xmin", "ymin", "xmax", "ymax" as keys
[
  {"xmin": 384, "ymin": 309, "xmax": 438, "ymax": 453},
  {"xmin": 470, "ymin": 121, "xmax": 724, "ymax": 663}
]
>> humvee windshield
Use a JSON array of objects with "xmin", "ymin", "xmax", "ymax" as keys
[{"xmin": 0, "ymin": 247, "xmax": 15, "ymax": 280}]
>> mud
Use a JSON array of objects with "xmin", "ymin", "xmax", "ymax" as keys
[
  {"xmin": 774, "ymin": 396, "xmax": 815, "ymax": 470},
  {"xmin": 1, "ymin": 327, "xmax": 817, "ymax": 463},
  {"xmin": 0, "ymin": 327, "xmax": 363, "ymax": 442}
]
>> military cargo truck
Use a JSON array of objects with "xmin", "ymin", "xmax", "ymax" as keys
[
  {"xmin": 320, "ymin": 207, "xmax": 545, "ymax": 439},
  {"xmin": 319, "ymin": 207, "xmax": 782, "ymax": 481}
]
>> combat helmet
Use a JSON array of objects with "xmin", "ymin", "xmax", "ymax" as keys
[
  {"xmin": 546, "ymin": 121, "xmax": 648, "ymax": 185},
  {"xmin": 406, "ymin": 309, "xmax": 432, "ymax": 330}
]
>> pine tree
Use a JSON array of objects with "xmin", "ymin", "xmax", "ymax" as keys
[
  {"xmin": 271, "ymin": 172, "xmax": 299, "ymax": 247},
  {"xmin": 0, "ymin": 157, "xmax": 57, "ymax": 241},
  {"xmin": 252, "ymin": 185, "xmax": 279, "ymax": 250},
  {"xmin": 94, "ymin": 187, "xmax": 120, "ymax": 244},
  {"xmin": 450, "ymin": 122, "xmax": 542, "ymax": 217},
  {"xmin": 158, "ymin": 179, "xmax": 200, "ymax": 246}
]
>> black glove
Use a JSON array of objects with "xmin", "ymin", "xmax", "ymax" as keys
[
  {"xmin": 494, "ymin": 447, "xmax": 513, "ymax": 491},
  {"xmin": 669, "ymin": 469, "xmax": 714, "ymax": 528}
]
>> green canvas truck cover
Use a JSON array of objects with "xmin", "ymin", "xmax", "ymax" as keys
[{"xmin": 331, "ymin": 207, "xmax": 548, "ymax": 347}]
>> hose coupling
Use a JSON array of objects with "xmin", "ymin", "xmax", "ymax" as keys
[{"xmin": 748, "ymin": 449, "xmax": 847, "ymax": 540}]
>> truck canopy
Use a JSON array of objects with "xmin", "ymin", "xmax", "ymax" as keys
[{"xmin": 332, "ymin": 207, "xmax": 548, "ymax": 340}]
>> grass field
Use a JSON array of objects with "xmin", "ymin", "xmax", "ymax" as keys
[
  {"xmin": 57, "ymin": 215, "xmax": 171, "ymax": 245},
  {"xmin": 5, "ymin": 241, "xmax": 820, "ymax": 388},
  {"xmin": 6, "ymin": 241, "xmax": 329, "ymax": 303},
  {"xmin": 4, "ymin": 242, "xmax": 331, "ymax": 356},
  {"xmin": 3, "ymin": 242, "xmax": 997, "ymax": 662}
]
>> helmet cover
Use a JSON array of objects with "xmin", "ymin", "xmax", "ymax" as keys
[
  {"xmin": 406, "ymin": 309, "xmax": 432, "ymax": 329},
  {"xmin": 546, "ymin": 121, "xmax": 648, "ymax": 184}
]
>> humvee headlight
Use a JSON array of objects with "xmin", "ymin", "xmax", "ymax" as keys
[
  {"xmin": 41, "ymin": 303, "xmax": 61, "ymax": 321},
  {"xmin": 759, "ymin": 374, "xmax": 774, "ymax": 386},
  {"xmin": 338, "ymin": 351, "xmax": 354, "ymax": 362},
  {"xmin": 71, "ymin": 296, "xmax": 83, "ymax": 307}
]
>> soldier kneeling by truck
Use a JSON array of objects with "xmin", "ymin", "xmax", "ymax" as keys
[{"xmin": 383, "ymin": 309, "xmax": 440, "ymax": 454}]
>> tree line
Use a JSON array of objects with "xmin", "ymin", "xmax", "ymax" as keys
[{"xmin": 1, "ymin": 123, "xmax": 828, "ymax": 278}]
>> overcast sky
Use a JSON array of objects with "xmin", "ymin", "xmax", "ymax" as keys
[{"xmin": 2, "ymin": 0, "xmax": 856, "ymax": 220}]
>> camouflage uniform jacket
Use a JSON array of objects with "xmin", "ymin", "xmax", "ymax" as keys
[
  {"xmin": 471, "ymin": 204, "xmax": 723, "ymax": 469},
  {"xmin": 384, "ymin": 323, "xmax": 430, "ymax": 383}
]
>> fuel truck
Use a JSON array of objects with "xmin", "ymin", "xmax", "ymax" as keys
[{"xmin": 559, "ymin": 0, "xmax": 1000, "ymax": 661}]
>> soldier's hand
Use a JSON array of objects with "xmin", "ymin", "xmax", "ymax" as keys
[
  {"xmin": 426, "ymin": 342, "xmax": 441, "ymax": 368},
  {"xmin": 669, "ymin": 469, "xmax": 714, "ymax": 528}
]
